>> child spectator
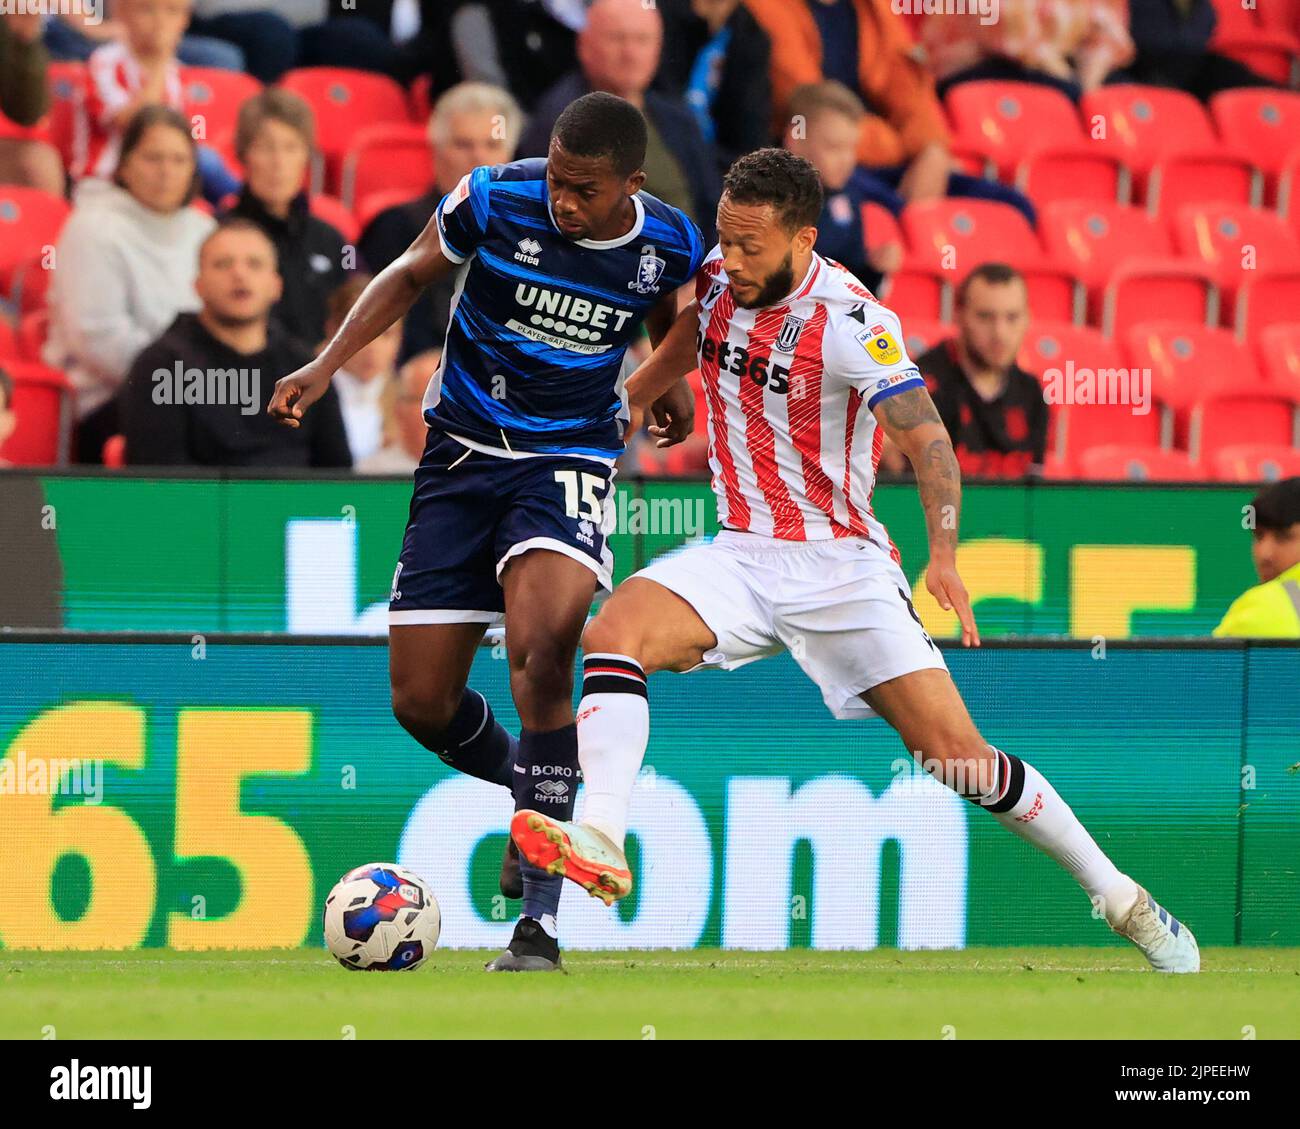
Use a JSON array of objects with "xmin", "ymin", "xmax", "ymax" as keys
[
  {"xmin": 75, "ymin": 0, "xmax": 239, "ymax": 202},
  {"xmin": 784, "ymin": 81, "xmax": 902, "ymax": 293}
]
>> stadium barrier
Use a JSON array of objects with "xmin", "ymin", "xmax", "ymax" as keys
[
  {"xmin": 0, "ymin": 469, "xmax": 1263, "ymax": 637},
  {"xmin": 1, "ymin": 635, "xmax": 1295, "ymax": 951}
]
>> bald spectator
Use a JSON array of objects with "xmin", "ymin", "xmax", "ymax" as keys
[
  {"xmin": 0, "ymin": 11, "xmax": 65, "ymax": 195},
  {"xmin": 359, "ymin": 82, "xmax": 523, "ymax": 363},
  {"xmin": 121, "ymin": 218, "xmax": 351, "ymax": 468},
  {"xmin": 357, "ymin": 348, "xmax": 443, "ymax": 475},
  {"xmin": 518, "ymin": 0, "xmax": 721, "ymax": 235}
]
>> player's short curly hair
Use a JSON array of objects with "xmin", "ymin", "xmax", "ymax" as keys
[
  {"xmin": 552, "ymin": 92, "xmax": 647, "ymax": 177},
  {"xmin": 722, "ymin": 148, "xmax": 823, "ymax": 233}
]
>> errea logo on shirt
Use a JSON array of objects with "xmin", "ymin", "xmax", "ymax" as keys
[{"xmin": 515, "ymin": 237, "xmax": 542, "ymax": 266}]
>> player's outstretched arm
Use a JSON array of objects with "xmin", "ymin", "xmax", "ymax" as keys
[
  {"xmin": 873, "ymin": 386, "xmax": 981, "ymax": 647},
  {"xmin": 625, "ymin": 300, "xmax": 700, "ymax": 443},
  {"xmin": 268, "ymin": 220, "xmax": 456, "ymax": 427}
]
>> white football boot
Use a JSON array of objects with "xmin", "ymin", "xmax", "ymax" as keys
[{"xmin": 1110, "ymin": 885, "xmax": 1201, "ymax": 973}]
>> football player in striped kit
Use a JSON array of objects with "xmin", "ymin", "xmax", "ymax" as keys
[{"xmin": 512, "ymin": 149, "xmax": 1200, "ymax": 972}]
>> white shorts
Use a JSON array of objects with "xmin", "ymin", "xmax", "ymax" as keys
[{"xmin": 634, "ymin": 530, "xmax": 948, "ymax": 720}]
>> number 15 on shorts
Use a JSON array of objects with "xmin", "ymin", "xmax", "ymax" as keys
[{"xmin": 554, "ymin": 469, "xmax": 608, "ymax": 523}]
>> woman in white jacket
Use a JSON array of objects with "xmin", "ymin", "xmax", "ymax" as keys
[{"xmin": 45, "ymin": 105, "xmax": 217, "ymax": 463}]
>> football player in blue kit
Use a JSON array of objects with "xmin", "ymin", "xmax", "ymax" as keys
[{"xmin": 269, "ymin": 93, "xmax": 706, "ymax": 971}]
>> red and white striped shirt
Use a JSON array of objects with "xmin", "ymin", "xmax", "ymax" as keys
[
  {"xmin": 75, "ymin": 43, "xmax": 185, "ymax": 180},
  {"xmin": 694, "ymin": 249, "xmax": 925, "ymax": 554}
]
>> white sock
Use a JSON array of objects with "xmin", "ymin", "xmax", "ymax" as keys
[
  {"xmin": 979, "ymin": 748, "xmax": 1138, "ymax": 923},
  {"xmin": 575, "ymin": 653, "xmax": 650, "ymax": 849}
]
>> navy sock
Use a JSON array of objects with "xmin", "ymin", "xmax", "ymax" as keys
[
  {"xmin": 512, "ymin": 724, "xmax": 579, "ymax": 924},
  {"xmin": 436, "ymin": 689, "xmax": 517, "ymax": 788}
]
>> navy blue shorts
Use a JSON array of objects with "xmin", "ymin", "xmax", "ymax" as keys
[{"xmin": 388, "ymin": 430, "xmax": 617, "ymax": 626}]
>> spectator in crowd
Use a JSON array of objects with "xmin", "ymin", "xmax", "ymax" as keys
[
  {"xmin": 747, "ymin": 0, "xmax": 1035, "ymax": 222},
  {"xmin": 223, "ymin": 89, "xmax": 347, "ymax": 348},
  {"xmin": 74, "ymin": 0, "xmax": 240, "ymax": 203},
  {"xmin": 449, "ymin": 0, "xmax": 587, "ymax": 110},
  {"xmin": 122, "ymin": 218, "xmax": 351, "ymax": 467},
  {"xmin": 357, "ymin": 347, "xmax": 441, "ymax": 475},
  {"xmin": 921, "ymin": 0, "xmax": 1135, "ymax": 100},
  {"xmin": 888, "ymin": 263, "xmax": 1047, "ymax": 480},
  {"xmin": 45, "ymin": 0, "xmax": 245, "ymax": 71},
  {"xmin": 783, "ymin": 81, "xmax": 902, "ymax": 293},
  {"xmin": 518, "ymin": 0, "xmax": 721, "ymax": 235},
  {"xmin": 322, "ymin": 274, "xmax": 400, "ymax": 466},
  {"xmin": 0, "ymin": 366, "xmax": 15, "ymax": 466},
  {"xmin": 1214, "ymin": 477, "xmax": 1300, "ymax": 638},
  {"xmin": 359, "ymin": 81, "xmax": 522, "ymax": 363},
  {"xmin": 45, "ymin": 105, "xmax": 216, "ymax": 463},
  {"xmin": 654, "ymin": 0, "xmax": 772, "ymax": 177},
  {"xmin": 0, "ymin": 11, "xmax": 65, "ymax": 195},
  {"xmin": 1107, "ymin": 0, "xmax": 1279, "ymax": 101}
]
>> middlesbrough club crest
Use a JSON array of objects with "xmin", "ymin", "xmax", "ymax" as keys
[
  {"xmin": 774, "ymin": 313, "xmax": 806, "ymax": 353},
  {"xmin": 630, "ymin": 245, "xmax": 666, "ymax": 295}
]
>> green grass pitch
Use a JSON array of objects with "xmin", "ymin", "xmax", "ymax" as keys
[{"xmin": 2, "ymin": 948, "xmax": 1298, "ymax": 1039}]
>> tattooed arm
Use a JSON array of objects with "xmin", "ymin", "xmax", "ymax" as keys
[{"xmin": 872, "ymin": 386, "xmax": 981, "ymax": 646}]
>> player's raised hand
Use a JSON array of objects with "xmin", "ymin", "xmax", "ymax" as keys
[
  {"xmin": 647, "ymin": 379, "xmax": 695, "ymax": 448},
  {"xmin": 926, "ymin": 559, "xmax": 981, "ymax": 647},
  {"xmin": 268, "ymin": 360, "xmax": 332, "ymax": 428}
]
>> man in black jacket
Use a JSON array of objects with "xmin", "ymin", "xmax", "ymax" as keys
[
  {"xmin": 517, "ymin": 0, "xmax": 721, "ymax": 237},
  {"xmin": 123, "ymin": 220, "xmax": 352, "ymax": 469}
]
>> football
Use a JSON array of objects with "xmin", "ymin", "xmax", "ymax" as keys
[{"xmin": 322, "ymin": 863, "xmax": 441, "ymax": 971}]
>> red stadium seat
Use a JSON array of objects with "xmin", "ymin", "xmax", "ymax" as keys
[
  {"xmin": 1172, "ymin": 204, "xmax": 1300, "ymax": 320},
  {"xmin": 1210, "ymin": 443, "xmax": 1300, "ymax": 482},
  {"xmin": 1145, "ymin": 150, "xmax": 1262, "ymax": 218},
  {"xmin": 339, "ymin": 122, "xmax": 435, "ymax": 211},
  {"xmin": 1080, "ymin": 85, "xmax": 1219, "ymax": 183},
  {"xmin": 278, "ymin": 68, "xmax": 413, "ymax": 194},
  {"xmin": 944, "ymin": 81, "xmax": 1086, "ymax": 180},
  {"xmin": 1212, "ymin": 31, "xmax": 1300, "ymax": 87},
  {"xmin": 180, "ymin": 67, "xmax": 262, "ymax": 147},
  {"xmin": 44, "ymin": 60, "xmax": 87, "ymax": 171},
  {"xmin": 1019, "ymin": 321, "xmax": 1124, "ymax": 378},
  {"xmin": 1235, "ymin": 270, "xmax": 1300, "ymax": 337},
  {"xmin": 16, "ymin": 309, "xmax": 49, "ymax": 362},
  {"xmin": 1124, "ymin": 322, "xmax": 1247, "ymax": 413},
  {"xmin": 1210, "ymin": 90, "xmax": 1300, "ymax": 199},
  {"xmin": 1191, "ymin": 390, "xmax": 1300, "ymax": 460},
  {"xmin": 899, "ymin": 318, "xmax": 950, "ymax": 360},
  {"xmin": 901, "ymin": 199, "xmax": 1042, "ymax": 276},
  {"xmin": 882, "ymin": 265, "xmax": 948, "ymax": 320},
  {"xmin": 1210, "ymin": 0, "xmax": 1260, "ymax": 38},
  {"xmin": 862, "ymin": 201, "xmax": 902, "ymax": 252},
  {"xmin": 0, "ymin": 318, "xmax": 16, "ymax": 359},
  {"xmin": 1256, "ymin": 323, "xmax": 1300, "ymax": 399},
  {"xmin": 0, "ymin": 186, "xmax": 70, "ymax": 297},
  {"xmin": 0, "ymin": 360, "xmax": 71, "ymax": 466},
  {"xmin": 1077, "ymin": 445, "xmax": 1205, "ymax": 482},
  {"xmin": 1015, "ymin": 144, "xmax": 1130, "ymax": 207},
  {"xmin": 1056, "ymin": 402, "xmax": 1165, "ymax": 464},
  {"xmin": 102, "ymin": 434, "xmax": 127, "ymax": 469},
  {"xmin": 1017, "ymin": 261, "xmax": 1084, "ymax": 323},
  {"xmin": 1101, "ymin": 258, "xmax": 1219, "ymax": 338},
  {"xmin": 308, "ymin": 194, "xmax": 359, "ymax": 244},
  {"xmin": 1038, "ymin": 200, "xmax": 1171, "ymax": 295},
  {"xmin": 1041, "ymin": 451, "xmax": 1075, "ymax": 479}
]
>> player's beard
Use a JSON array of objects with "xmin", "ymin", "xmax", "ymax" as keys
[
  {"xmin": 962, "ymin": 338, "xmax": 1013, "ymax": 378},
  {"xmin": 734, "ymin": 251, "xmax": 795, "ymax": 309}
]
